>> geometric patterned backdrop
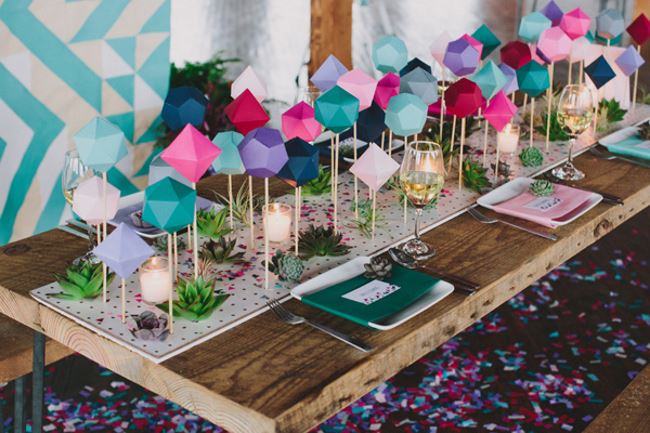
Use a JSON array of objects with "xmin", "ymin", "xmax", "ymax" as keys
[{"xmin": 0, "ymin": 0, "xmax": 170, "ymax": 244}]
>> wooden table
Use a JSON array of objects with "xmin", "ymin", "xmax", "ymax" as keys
[{"xmin": 0, "ymin": 150, "xmax": 648, "ymax": 433}]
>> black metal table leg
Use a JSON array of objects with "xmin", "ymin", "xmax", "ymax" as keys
[
  {"xmin": 13, "ymin": 376, "xmax": 24, "ymax": 433},
  {"xmin": 31, "ymin": 332, "xmax": 45, "ymax": 433}
]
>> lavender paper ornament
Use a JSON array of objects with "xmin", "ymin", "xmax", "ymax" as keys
[
  {"xmin": 350, "ymin": 142, "xmax": 399, "ymax": 192},
  {"xmin": 615, "ymin": 46, "xmax": 645, "ymax": 76},
  {"xmin": 239, "ymin": 127, "xmax": 288, "ymax": 178},
  {"xmin": 93, "ymin": 223, "xmax": 154, "ymax": 280},
  {"xmin": 540, "ymin": 0, "xmax": 563, "ymax": 26},
  {"xmin": 310, "ymin": 54, "xmax": 348, "ymax": 92},
  {"xmin": 443, "ymin": 37, "xmax": 481, "ymax": 77},
  {"xmin": 498, "ymin": 63, "xmax": 519, "ymax": 95}
]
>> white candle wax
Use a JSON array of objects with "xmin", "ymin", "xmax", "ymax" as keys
[
  {"xmin": 264, "ymin": 203, "xmax": 292, "ymax": 243},
  {"xmin": 496, "ymin": 124, "xmax": 520, "ymax": 155},
  {"xmin": 139, "ymin": 257, "xmax": 172, "ymax": 304}
]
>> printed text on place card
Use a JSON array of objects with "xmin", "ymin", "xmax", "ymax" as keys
[{"xmin": 342, "ymin": 280, "xmax": 400, "ymax": 305}]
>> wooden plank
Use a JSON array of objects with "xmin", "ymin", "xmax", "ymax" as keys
[
  {"xmin": 0, "ymin": 150, "xmax": 648, "ymax": 433},
  {"xmin": 0, "ymin": 314, "xmax": 71, "ymax": 382},
  {"xmin": 583, "ymin": 365, "xmax": 650, "ymax": 433},
  {"xmin": 308, "ymin": 0, "xmax": 353, "ymax": 76}
]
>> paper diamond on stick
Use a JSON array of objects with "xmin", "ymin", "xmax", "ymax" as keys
[
  {"xmin": 400, "ymin": 58, "xmax": 432, "ymax": 76},
  {"xmin": 356, "ymin": 103, "xmax": 386, "ymax": 143},
  {"xmin": 471, "ymin": 24, "xmax": 501, "ymax": 59},
  {"xmin": 337, "ymin": 68, "xmax": 378, "ymax": 111},
  {"xmin": 224, "ymin": 89, "xmax": 270, "ymax": 135},
  {"xmin": 585, "ymin": 55, "xmax": 617, "ymax": 89},
  {"xmin": 277, "ymin": 138, "xmax": 320, "ymax": 188},
  {"xmin": 615, "ymin": 46, "xmax": 645, "ymax": 76},
  {"xmin": 239, "ymin": 127, "xmax": 288, "ymax": 178},
  {"xmin": 160, "ymin": 124, "xmax": 221, "ymax": 183},
  {"xmin": 231, "ymin": 66, "xmax": 267, "ymax": 102},
  {"xmin": 500, "ymin": 41, "xmax": 532, "ymax": 69},
  {"xmin": 372, "ymin": 35, "xmax": 408, "ymax": 73},
  {"xmin": 373, "ymin": 72, "xmax": 400, "ymax": 110},
  {"xmin": 498, "ymin": 63, "xmax": 519, "ymax": 95},
  {"xmin": 516, "ymin": 61, "xmax": 550, "ymax": 98},
  {"xmin": 148, "ymin": 154, "xmax": 191, "ymax": 187},
  {"xmin": 74, "ymin": 117, "xmax": 127, "ymax": 173},
  {"xmin": 518, "ymin": 12, "xmax": 552, "ymax": 43},
  {"xmin": 537, "ymin": 27, "xmax": 572, "ymax": 63},
  {"xmin": 443, "ymin": 37, "xmax": 481, "ymax": 77},
  {"xmin": 472, "ymin": 60, "xmax": 508, "ymax": 100},
  {"xmin": 314, "ymin": 86, "xmax": 359, "ymax": 134},
  {"xmin": 596, "ymin": 9, "xmax": 625, "ymax": 41},
  {"xmin": 400, "ymin": 67, "xmax": 438, "ymax": 105},
  {"xmin": 162, "ymin": 86, "xmax": 208, "ymax": 132},
  {"xmin": 143, "ymin": 177, "xmax": 196, "ymax": 234},
  {"xmin": 72, "ymin": 176, "xmax": 120, "ymax": 225},
  {"xmin": 461, "ymin": 33, "xmax": 484, "ymax": 60},
  {"xmin": 569, "ymin": 36, "xmax": 596, "ymax": 63},
  {"xmin": 483, "ymin": 91, "xmax": 517, "ymax": 132},
  {"xmin": 310, "ymin": 54, "xmax": 348, "ymax": 92},
  {"xmin": 430, "ymin": 31, "xmax": 453, "ymax": 66},
  {"xmin": 540, "ymin": 0, "xmax": 563, "ymax": 26},
  {"xmin": 627, "ymin": 13, "xmax": 650, "ymax": 46},
  {"xmin": 350, "ymin": 142, "xmax": 399, "ymax": 192},
  {"xmin": 560, "ymin": 7, "xmax": 590, "ymax": 40},
  {"xmin": 282, "ymin": 102, "xmax": 322, "ymax": 142},
  {"xmin": 444, "ymin": 78, "xmax": 484, "ymax": 118},
  {"xmin": 212, "ymin": 131, "xmax": 245, "ymax": 175},
  {"xmin": 385, "ymin": 93, "xmax": 428, "ymax": 136},
  {"xmin": 93, "ymin": 223, "xmax": 154, "ymax": 280}
]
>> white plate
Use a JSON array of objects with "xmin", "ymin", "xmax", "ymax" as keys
[
  {"xmin": 598, "ymin": 125, "xmax": 640, "ymax": 147},
  {"xmin": 476, "ymin": 177, "xmax": 602, "ymax": 228},
  {"xmin": 290, "ymin": 256, "xmax": 454, "ymax": 331}
]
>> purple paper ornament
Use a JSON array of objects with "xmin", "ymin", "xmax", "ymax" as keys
[
  {"xmin": 541, "ymin": 0, "xmax": 564, "ymax": 26},
  {"xmin": 498, "ymin": 63, "xmax": 519, "ymax": 95},
  {"xmin": 615, "ymin": 46, "xmax": 645, "ymax": 76},
  {"xmin": 92, "ymin": 223, "xmax": 154, "ymax": 280},
  {"xmin": 239, "ymin": 127, "xmax": 288, "ymax": 178},
  {"xmin": 310, "ymin": 54, "xmax": 348, "ymax": 92},
  {"xmin": 443, "ymin": 37, "xmax": 481, "ymax": 77}
]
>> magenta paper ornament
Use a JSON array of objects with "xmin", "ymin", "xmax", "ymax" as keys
[
  {"xmin": 560, "ymin": 8, "xmax": 590, "ymax": 40},
  {"xmin": 72, "ymin": 176, "xmax": 120, "ymax": 225},
  {"xmin": 336, "ymin": 68, "xmax": 378, "ymax": 111},
  {"xmin": 224, "ymin": 89, "xmax": 270, "ymax": 135},
  {"xmin": 160, "ymin": 124, "xmax": 221, "ymax": 183},
  {"xmin": 231, "ymin": 65, "xmax": 267, "ymax": 102},
  {"xmin": 373, "ymin": 72, "xmax": 400, "ymax": 110},
  {"xmin": 430, "ymin": 30, "xmax": 453, "ymax": 66},
  {"xmin": 483, "ymin": 91, "xmax": 517, "ymax": 132},
  {"xmin": 349, "ymin": 142, "xmax": 399, "ymax": 192},
  {"xmin": 537, "ymin": 27, "xmax": 572, "ymax": 63},
  {"xmin": 281, "ymin": 101, "xmax": 322, "ymax": 142}
]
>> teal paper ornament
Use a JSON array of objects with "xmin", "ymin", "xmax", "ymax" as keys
[
  {"xmin": 212, "ymin": 131, "xmax": 245, "ymax": 175},
  {"xmin": 314, "ymin": 85, "xmax": 360, "ymax": 133},
  {"xmin": 74, "ymin": 117, "xmax": 127, "ymax": 173},
  {"xmin": 142, "ymin": 177, "xmax": 197, "ymax": 234},
  {"xmin": 385, "ymin": 93, "xmax": 428, "ymax": 136},
  {"xmin": 518, "ymin": 12, "xmax": 552, "ymax": 44},
  {"xmin": 516, "ymin": 61, "xmax": 550, "ymax": 98},
  {"xmin": 372, "ymin": 35, "xmax": 408, "ymax": 73},
  {"xmin": 471, "ymin": 24, "xmax": 501, "ymax": 59},
  {"xmin": 472, "ymin": 60, "xmax": 508, "ymax": 100}
]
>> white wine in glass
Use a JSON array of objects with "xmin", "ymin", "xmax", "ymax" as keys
[
  {"xmin": 398, "ymin": 141, "xmax": 445, "ymax": 260},
  {"xmin": 62, "ymin": 150, "xmax": 94, "ymax": 206},
  {"xmin": 552, "ymin": 84, "xmax": 595, "ymax": 181}
]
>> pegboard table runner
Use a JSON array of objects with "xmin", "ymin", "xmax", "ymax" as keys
[{"xmin": 31, "ymin": 107, "xmax": 650, "ymax": 362}]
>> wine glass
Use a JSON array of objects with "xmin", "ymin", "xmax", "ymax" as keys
[
  {"xmin": 551, "ymin": 84, "xmax": 595, "ymax": 181},
  {"xmin": 296, "ymin": 85, "xmax": 320, "ymax": 106},
  {"xmin": 62, "ymin": 150, "xmax": 94, "ymax": 205},
  {"xmin": 399, "ymin": 141, "xmax": 445, "ymax": 260}
]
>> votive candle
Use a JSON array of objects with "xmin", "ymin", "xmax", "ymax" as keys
[
  {"xmin": 139, "ymin": 257, "xmax": 172, "ymax": 304},
  {"xmin": 263, "ymin": 202, "xmax": 292, "ymax": 243},
  {"xmin": 496, "ymin": 123, "xmax": 520, "ymax": 155}
]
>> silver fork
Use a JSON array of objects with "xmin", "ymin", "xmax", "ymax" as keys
[
  {"xmin": 467, "ymin": 207, "xmax": 558, "ymax": 241},
  {"xmin": 589, "ymin": 147, "xmax": 650, "ymax": 169},
  {"xmin": 266, "ymin": 299, "xmax": 373, "ymax": 352}
]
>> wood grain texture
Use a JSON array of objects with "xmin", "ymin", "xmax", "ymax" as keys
[
  {"xmin": 308, "ymin": 0, "xmax": 353, "ymax": 75},
  {"xmin": 583, "ymin": 365, "xmax": 650, "ymax": 433},
  {"xmin": 0, "ymin": 150, "xmax": 649, "ymax": 433}
]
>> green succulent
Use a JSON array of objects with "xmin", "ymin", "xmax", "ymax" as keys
[
  {"xmin": 519, "ymin": 147, "xmax": 544, "ymax": 167},
  {"xmin": 598, "ymin": 98, "xmax": 627, "ymax": 128},
  {"xmin": 529, "ymin": 179, "xmax": 555, "ymax": 197},
  {"xmin": 298, "ymin": 225, "xmax": 351, "ymax": 259},
  {"xmin": 535, "ymin": 111, "xmax": 570, "ymax": 141},
  {"xmin": 268, "ymin": 250, "xmax": 304, "ymax": 282},
  {"xmin": 158, "ymin": 276, "xmax": 229, "ymax": 321},
  {"xmin": 154, "ymin": 234, "xmax": 186, "ymax": 253},
  {"xmin": 299, "ymin": 166, "xmax": 332, "ymax": 197},
  {"xmin": 638, "ymin": 122, "xmax": 650, "ymax": 140},
  {"xmin": 199, "ymin": 237, "xmax": 246, "ymax": 265},
  {"xmin": 339, "ymin": 143, "xmax": 356, "ymax": 159},
  {"xmin": 51, "ymin": 259, "xmax": 115, "ymax": 301},
  {"xmin": 462, "ymin": 158, "xmax": 491, "ymax": 193},
  {"xmin": 196, "ymin": 207, "xmax": 232, "ymax": 240},
  {"xmin": 363, "ymin": 256, "xmax": 392, "ymax": 280},
  {"xmin": 213, "ymin": 181, "xmax": 263, "ymax": 226},
  {"xmin": 348, "ymin": 199, "xmax": 386, "ymax": 238}
]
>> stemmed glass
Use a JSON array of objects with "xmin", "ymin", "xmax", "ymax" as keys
[
  {"xmin": 398, "ymin": 141, "xmax": 445, "ymax": 260},
  {"xmin": 296, "ymin": 85, "xmax": 320, "ymax": 106},
  {"xmin": 552, "ymin": 84, "xmax": 595, "ymax": 181},
  {"xmin": 62, "ymin": 150, "xmax": 95, "ymax": 205}
]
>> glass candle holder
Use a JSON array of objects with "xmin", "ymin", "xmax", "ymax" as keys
[
  {"xmin": 496, "ymin": 123, "xmax": 520, "ymax": 155},
  {"xmin": 139, "ymin": 257, "xmax": 172, "ymax": 304},
  {"xmin": 263, "ymin": 202, "xmax": 292, "ymax": 243}
]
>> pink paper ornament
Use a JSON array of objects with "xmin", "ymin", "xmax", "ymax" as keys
[
  {"xmin": 72, "ymin": 176, "xmax": 121, "ymax": 225},
  {"xmin": 349, "ymin": 142, "xmax": 399, "ymax": 192},
  {"xmin": 569, "ymin": 37, "xmax": 597, "ymax": 63},
  {"xmin": 430, "ymin": 30, "xmax": 453, "ymax": 66},
  {"xmin": 281, "ymin": 101, "xmax": 323, "ymax": 142},
  {"xmin": 336, "ymin": 68, "xmax": 378, "ymax": 111},
  {"xmin": 537, "ymin": 27, "xmax": 572, "ymax": 63},
  {"xmin": 160, "ymin": 124, "xmax": 221, "ymax": 183},
  {"xmin": 560, "ymin": 8, "xmax": 591, "ymax": 40},
  {"xmin": 231, "ymin": 66, "xmax": 267, "ymax": 102},
  {"xmin": 373, "ymin": 73, "xmax": 400, "ymax": 110},
  {"xmin": 483, "ymin": 91, "xmax": 517, "ymax": 132}
]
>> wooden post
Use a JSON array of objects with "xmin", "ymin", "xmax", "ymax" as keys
[{"xmin": 308, "ymin": 0, "xmax": 353, "ymax": 74}]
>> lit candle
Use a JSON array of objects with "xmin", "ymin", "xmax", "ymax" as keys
[
  {"xmin": 263, "ymin": 202, "xmax": 292, "ymax": 243},
  {"xmin": 496, "ymin": 123, "xmax": 520, "ymax": 155},
  {"xmin": 139, "ymin": 257, "xmax": 172, "ymax": 304}
]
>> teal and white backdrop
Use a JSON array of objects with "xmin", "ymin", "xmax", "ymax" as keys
[{"xmin": 0, "ymin": 0, "xmax": 170, "ymax": 245}]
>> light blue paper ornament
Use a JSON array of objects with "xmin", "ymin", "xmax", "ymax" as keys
[
  {"xmin": 74, "ymin": 117, "xmax": 127, "ymax": 173},
  {"xmin": 212, "ymin": 131, "xmax": 245, "ymax": 175},
  {"xmin": 372, "ymin": 35, "xmax": 408, "ymax": 73},
  {"xmin": 385, "ymin": 93, "xmax": 428, "ymax": 136},
  {"xmin": 498, "ymin": 63, "xmax": 519, "ymax": 95},
  {"xmin": 148, "ymin": 154, "xmax": 191, "ymax": 187},
  {"xmin": 400, "ymin": 67, "xmax": 439, "ymax": 105},
  {"xmin": 518, "ymin": 12, "xmax": 552, "ymax": 44},
  {"xmin": 596, "ymin": 9, "xmax": 625, "ymax": 41},
  {"xmin": 472, "ymin": 60, "xmax": 508, "ymax": 100}
]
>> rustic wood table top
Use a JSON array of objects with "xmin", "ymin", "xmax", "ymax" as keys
[{"xmin": 0, "ymin": 149, "xmax": 648, "ymax": 433}]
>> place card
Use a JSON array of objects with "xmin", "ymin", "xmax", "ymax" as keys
[{"xmin": 342, "ymin": 280, "xmax": 401, "ymax": 305}]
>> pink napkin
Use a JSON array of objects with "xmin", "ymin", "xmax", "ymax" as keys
[{"xmin": 492, "ymin": 184, "xmax": 594, "ymax": 228}]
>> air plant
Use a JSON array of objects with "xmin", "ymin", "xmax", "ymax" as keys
[
  {"xmin": 199, "ymin": 237, "xmax": 246, "ymax": 265},
  {"xmin": 213, "ymin": 182, "xmax": 263, "ymax": 226}
]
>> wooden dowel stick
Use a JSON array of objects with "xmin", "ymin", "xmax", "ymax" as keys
[
  {"xmin": 529, "ymin": 97, "xmax": 535, "ymax": 148},
  {"xmin": 380, "ymin": 131, "xmax": 385, "ymax": 150},
  {"xmin": 458, "ymin": 118, "xmax": 466, "ymax": 190},
  {"xmin": 186, "ymin": 225, "xmax": 191, "ymax": 253},
  {"xmin": 294, "ymin": 187, "xmax": 299, "ymax": 255},
  {"xmin": 353, "ymin": 122, "xmax": 358, "ymax": 218},
  {"xmin": 227, "ymin": 174, "xmax": 234, "ymax": 229},
  {"xmin": 482, "ymin": 119, "xmax": 489, "ymax": 166},
  {"xmin": 173, "ymin": 232, "xmax": 178, "ymax": 282},
  {"xmin": 522, "ymin": 93, "xmax": 528, "ymax": 114},
  {"xmin": 102, "ymin": 172, "xmax": 107, "ymax": 303},
  {"xmin": 439, "ymin": 69, "xmax": 446, "ymax": 139},
  {"xmin": 632, "ymin": 45, "xmax": 640, "ymax": 111},
  {"xmin": 334, "ymin": 133, "xmax": 340, "ymax": 233},
  {"xmin": 167, "ymin": 234, "xmax": 174, "ymax": 333},
  {"xmin": 264, "ymin": 178, "xmax": 269, "ymax": 290},
  {"xmin": 121, "ymin": 278, "xmax": 126, "ymax": 323},
  {"xmin": 494, "ymin": 144, "xmax": 500, "ymax": 183},
  {"xmin": 248, "ymin": 176, "xmax": 254, "ymax": 248},
  {"xmin": 545, "ymin": 62, "xmax": 554, "ymax": 151},
  {"xmin": 388, "ymin": 130, "xmax": 393, "ymax": 157},
  {"xmin": 568, "ymin": 61, "xmax": 573, "ymax": 85},
  {"xmin": 579, "ymin": 60, "xmax": 584, "ymax": 86},
  {"xmin": 192, "ymin": 182, "xmax": 199, "ymax": 280},
  {"xmin": 330, "ymin": 136, "xmax": 335, "ymax": 202},
  {"xmin": 448, "ymin": 115, "xmax": 457, "ymax": 173},
  {"xmin": 371, "ymin": 190, "xmax": 376, "ymax": 240}
]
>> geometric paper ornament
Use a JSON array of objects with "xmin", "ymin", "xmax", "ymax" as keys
[
  {"xmin": 471, "ymin": 60, "xmax": 508, "ymax": 100},
  {"xmin": 160, "ymin": 124, "xmax": 221, "ymax": 183},
  {"xmin": 142, "ymin": 177, "xmax": 197, "ymax": 234},
  {"xmin": 461, "ymin": 33, "xmax": 484, "ymax": 60},
  {"xmin": 373, "ymin": 72, "xmax": 400, "ymax": 110},
  {"xmin": 356, "ymin": 102, "xmax": 387, "ymax": 143},
  {"xmin": 443, "ymin": 36, "xmax": 481, "ymax": 76},
  {"xmin": 74, "ymin": 117, "xmax": 127, "ymax": 173},
  {"xmin": 314, "ymin": 86, "xmax": 360, "ymax": 134},
  {"xmin": 372, "ymin": 35, "xmax": 409, "ymax": 73},
  {"xmin": 224, "ymin": 89, "xmax": 270, "ymax": 135},
  {"xmin": 560, "ymin": 7, "xmax": 591, "ymax": 40},
  {"xmin": 277, "ymin": 138, "xmax": 320, "ymax": 187},
  {"xmin": 92, "ymin": 223, "xmax": 154, "ymax": 280},
  {"xmin": 400, "ymin": 67, "xmax": 439, "ymax": 105},
  {"xmin": 627, "ymin": 13, "xmax": 650, "ymax": 46},
  {"xmin": 430, "ymin": 30, "xmax": 453, "ymax": 66},
  {"xmin": 516, "ymin": 61, "xmax": 550, "ymax": 97},
  {"xmin": 498, "ymin": 63, "xmax": 519, "ymax": 95},
  {"xmin": 471, "ymin": 24, "xmax": 501, "ymax": 59},
  {"xmin": 596, "ymin": 9, "xmax": 625, "ymax": 41},
  {"xmin": 161, "ymin": 86, "xmax": 208, "ymax": 132},
  {"xmin": 310, "ymin": 54, "xmax": 349, "ymax": 92},
  {"xmin": 518, "ymin": 12, "xmax": 552, "ymax": 44},
  {"xmin": 350, "ymin": 142, "xmax": 399, "ymax": 192},
  {"xmin": 500, "ymin": 40, "xmax": 532, "ymax": 69},
  {"xmin": 385, "ymin": 93, "xmax": 428, "ymax": 136},
  {"xmin": 569, "ymin": 36, "xmax": 597, "ymax": 63},
  {"xmin": 238, "ymin": 127, "xmax": 288, "ymax": 178},
  {"xmin": 211, "ymin": 131, "xmax": 245, "ymax": 175},
  {"xmin": 483, "ymin": 91, "xmax": 517, "ymax": 132},
  {"xmin": 615, "ymin": 46, "xmax": 646, "ymax": 76},
  {"xmin": 444, "ymin": 78, "xmax": 484, "ymax": 118},
  {"xmin": 400, "ymin": 57, "xmax": 432, "ymax": 76},
  {"xmin": 148, "ymin": 154, "xmax": 191, "ymax": 187},
  {"xmin": 282, "ymin": 101, "xmax": 323, "ymax": 142},
  {"xmin": 72, "ymin": 175, "xmax": 121, "ymax": 225},
  {"xmin": 537, "ymin": 27, "xmax": 572, "ymax": 63},
  {"xmin": 231, "ymin": 65, "xmax": 267, "ymax": 102},
  {"xmin": 337, "ymin": 68, "xmax": 378, "ymax": 111},
  {"xmin": 540, "ymin": 0, "xmax": 564, "ymax": 26},
  {"xmin": 584, "ymin": 55, "xmax": 617, "ymax": 89}
]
